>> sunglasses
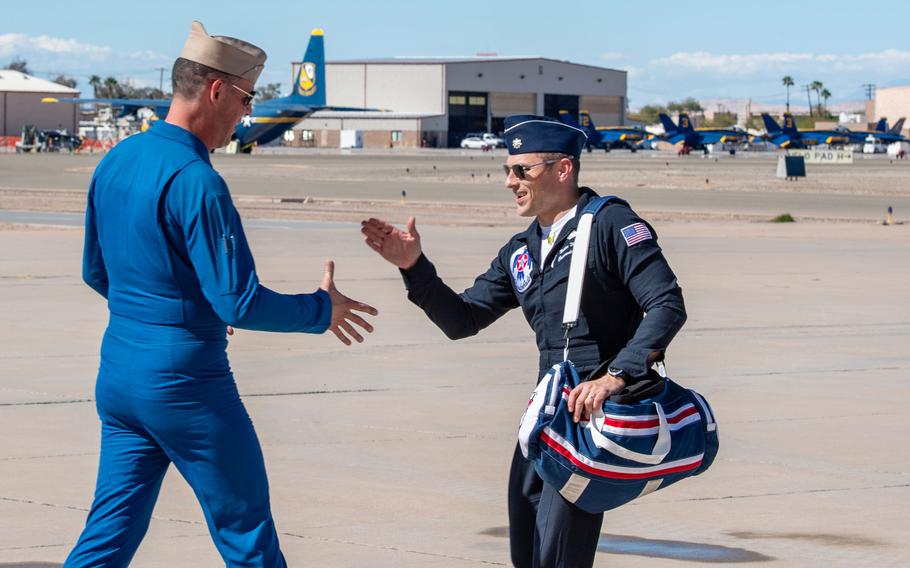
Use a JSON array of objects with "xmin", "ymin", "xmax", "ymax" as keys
[
  {"xmin": 230, "ymin": 83, "xmax": 256, "ymax": 106},
  {"xmin": 503, "ymin": 157, "xmax": 566, "ymax": 180}
]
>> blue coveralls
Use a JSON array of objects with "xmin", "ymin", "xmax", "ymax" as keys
[
  {"xmin": 66, "ymin": 121, "xmax": 331, "ymax": 567},
  {"xmin": 400, "ymin": 189, "xmax": 687, "ymax": 568}
]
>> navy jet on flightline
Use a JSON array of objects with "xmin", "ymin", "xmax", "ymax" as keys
[
  {"xmin": 658, "ymin": 113, "xmax": 745, "ymax": 153},
  {"xmin": 558, "ymin": 109, "xmax": 649, "ymax": 152},
  {"xmin": 760, "ymin": 113, "xmax": 851, "ymax": 149},
  {"xmin": 43, "ymin": 29, "xmax": 364, "ymax": 153}
]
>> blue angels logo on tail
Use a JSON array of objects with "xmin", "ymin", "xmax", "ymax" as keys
[{"xmin": 298, "ymin": 62, "xmax": 317, "ymax": 97}]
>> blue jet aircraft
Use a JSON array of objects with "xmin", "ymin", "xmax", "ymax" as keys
[
  {"xmin": 843, "ymin": 117, "xmax": 906, "ymax": 145},
  {"xmin": 558, "ymin": 109, "xmax": 649, "ymax": 152},
  {"xmin": 760, "ymin": 113, "xmax": 851, "ymax": 149},
  {"xmin": 44, "ymin": 29, "xmax": 348, "ymax": 153},
  {"xmin": 658, "ymin": 113, "xmax": 744, "ymax": 153}
]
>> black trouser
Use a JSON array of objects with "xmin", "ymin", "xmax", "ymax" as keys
[{"xmin": 507, "ymin": 444, "xmax": 604, "ymax": 567}]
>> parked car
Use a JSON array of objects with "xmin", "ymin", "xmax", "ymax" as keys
[
  {"xmin": 460, "ymin": 136, "xmax": 491, "ymax": 150},
  {"xmin": 465, "ymin": 132, "xmax": 506, "ymax": 148}
]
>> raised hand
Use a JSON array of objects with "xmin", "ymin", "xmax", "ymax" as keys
[
  {"xmin": 320, "ymin": 260, "xmax": 378, "ymax": 345},
  {"xmin": 361, "ymin": 216, "xmax": 422, "ymax": 269}
]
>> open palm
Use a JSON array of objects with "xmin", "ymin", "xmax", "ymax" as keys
[{"xmin": 360, "ymin": 216, "xmax": 422, "ymax": 269}]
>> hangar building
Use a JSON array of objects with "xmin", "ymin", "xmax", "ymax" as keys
[
  {"xmin": 292, "ymin": 56, "xmax": 626, "ymax": 148},
  {"xmin": 0, "ymin": 70, "xmax": 80, "ymax": 137},
  {"xmin": 875, "ymin": 85, "xmax": 910, "ymax": 135}
]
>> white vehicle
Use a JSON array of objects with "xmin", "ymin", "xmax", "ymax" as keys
[
  {"xmin": 465, "ymin": 132, "xmax": 505, "ymax": 148},
  {"xmin": 460, "ymin": 136, "xmax": 492, "ymax": 149}
]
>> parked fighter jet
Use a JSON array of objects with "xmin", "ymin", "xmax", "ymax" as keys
[
  {"xmin": 843, "ymin": 117, "xmax": 906, "ymax": 145},
  {"xmin": 43, "ymin": 29, "xmax": 359, "ymax": 153},
  {"xmin": 760, "ymin": 113, "xmax": 851, "ymax": 148},
  {"xmin": 658, "ymin": 113, "xmax": 744, "ymax": 153},
  {"xmin": 558, "ymin": 109, "xmax": 648, "ymax": 152}
]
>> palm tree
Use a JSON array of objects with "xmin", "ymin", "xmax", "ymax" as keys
[
  {"xmin": 810, "ymin": 80, "xmax": 824, "ymax": 117},
  {"xmin": 88, "ymin": 75, "xmax": 102, "ymax": 97},
  {"xmin": 782, "ymin": 76, "xmax": 794, "ymax": 113},
  {"xmin": 103, "ymin": 76, "xmax": 119, "ymax": 98},
  {"xmin": 820, "ymin": 88, "xmax": 832, "ymax": 116}
]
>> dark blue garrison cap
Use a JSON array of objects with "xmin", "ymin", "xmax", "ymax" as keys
[{"xmin": 504, "ymin": 114, "xmax": 587, "ymax": 158}]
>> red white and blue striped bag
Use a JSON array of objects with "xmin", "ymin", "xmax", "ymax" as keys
[{"xmin": 517, "ymin": 197, "xmax": 719, "ymax": 514}]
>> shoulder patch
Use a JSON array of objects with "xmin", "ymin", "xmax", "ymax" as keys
[
  {"xmin": 510, "ymin": 245, "xmax": 535, "ymax": 293},
  {"xmin": 620, "ymin": 222, "xmax": 653, "ymax": 246}
]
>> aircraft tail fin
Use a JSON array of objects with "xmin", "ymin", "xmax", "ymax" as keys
[
  {"xmin": 761, "ymin": 113, "xmax": 781, "ymax": 134},
  {"xmin": 578, "ymin": 110, "xmax": 598, "ymax": 132},
  {"xmin": 677, "ymin": 113, "xmax": 695, "ymax": 133},
  {"xmin": 873, "ymin": 118, "xmax": 888, "ymax": 133},
  {"xmin": 558, "ymin": 109, "xmax": 581, "ymax": 128},
  {"xmin": 889, "ymin": 118, "xmax": 905, "ymax": 135},
  {"xmin": 781, "ymin": 113, "xmax": 799, "ymax": 135},
  {"xmin": 288, "ymin": 29, "xmax": 326, "ymax": 106},
  {"xmin": 658, "ymin": 113, "xmax": 678, "ymax": 134}
]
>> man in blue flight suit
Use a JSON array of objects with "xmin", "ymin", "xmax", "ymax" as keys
[
  {"xmin": 66, "ymin": 21, "xmax": 377, "ymax": 567},
  {"xmin": 360, "ymin": 115, "xmax": 687, "ymax": 567}
]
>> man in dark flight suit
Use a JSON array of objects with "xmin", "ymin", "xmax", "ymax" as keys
[{"xmin": 361, "ymin": 115, "xmax": 686, "ymax": 567}]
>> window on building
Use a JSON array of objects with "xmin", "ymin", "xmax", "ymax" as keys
[
  {"xmin": 469, "ymin": 96, "xmax": 486, "ymax": 106},
  {"xmin": 301, "ymin": 129, "xmax": 314, "ymax": 141},
  {"xmin": 448, "ymin": 95, "xmax": 466, "ymax": 105},
  {"xmin": 391, "ymin": 131, "xmax": 402, "ymax": 142}
]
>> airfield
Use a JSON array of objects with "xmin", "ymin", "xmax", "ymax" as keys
[{"xmin": 1, "ymin": 148, "xmax": 909, "ymax": 567}]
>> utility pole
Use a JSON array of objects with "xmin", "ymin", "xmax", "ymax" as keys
[
  {"xmin": 862, "ymin": 83, "xmax": 876, "ymax": 100},
  {"xmin": 156, "ymin": 67, "xmax": 166, "ymax": 93}
]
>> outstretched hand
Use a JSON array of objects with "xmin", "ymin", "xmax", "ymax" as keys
[
  {"xmin": 320, "ymin": 260, "xmax": 378, "ymax": 345},
  {"xmin": 361, "ymin": 216, "xmax": 422, "ymax": 269}
]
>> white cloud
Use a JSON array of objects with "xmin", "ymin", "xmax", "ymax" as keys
[
  {"xmin": 600, "ymin": 51, "xmax": 625, "ymax": 61},
  {"xmin": 0, "ymin": 33, "xmax": 170, "ymax": 87},
  {"xmin": 650, "ymin": 49, "xmax": 910, "ymax": 76},
  {"xmin": 0, "ymin": 33, "xmax": 111, "ymax": 59}
]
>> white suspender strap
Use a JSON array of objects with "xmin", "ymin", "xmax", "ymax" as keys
[{"xmin": 561, "ymin": 196, "xmax": 612, "ymax": 362}]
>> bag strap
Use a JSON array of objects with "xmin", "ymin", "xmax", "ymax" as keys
[{"xmin": 561, "ymin": 195, "xmax": 614, "ymax": 361}]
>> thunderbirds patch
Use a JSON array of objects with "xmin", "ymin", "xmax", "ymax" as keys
[{"xmin": 510, "ymin": 245, "xmax": 534, "ymax": 293}]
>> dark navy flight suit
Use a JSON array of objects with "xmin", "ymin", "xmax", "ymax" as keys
[
  {"xmin": 400, "ymin": 188, "xmax": 687, "ymax": 567},
  {"xmin": 68, "ymin": 121, "xmax": 331, "ymax": 567}
]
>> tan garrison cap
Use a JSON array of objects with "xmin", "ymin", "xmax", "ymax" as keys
[{"xmin": 179, "ymin": 21, "xmax": 267, "ymax": 82}]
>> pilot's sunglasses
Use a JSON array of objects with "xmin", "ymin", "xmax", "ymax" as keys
[
  {"xmin": 503, "ymin": 157, "xmax": 565, "ymax": 180},
  {"xmin": 230, "ymin": 83, "xmax": 256, "ymax": 106}
]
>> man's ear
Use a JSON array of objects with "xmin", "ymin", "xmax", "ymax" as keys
[
  {"xmin": 558, "ymin": 157, "xmax": 574, "ymax": 182},
  {"xmin": 209, "ymin": 79, "xmax": 223, "ymax": 104}
]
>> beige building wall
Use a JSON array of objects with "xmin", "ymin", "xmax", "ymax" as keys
[{"xmin": 875, "ymin": 86, "xmax": 910, "ymax": 132}]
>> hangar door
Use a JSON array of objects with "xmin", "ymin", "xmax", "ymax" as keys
[
  {"xmin": 489, "ymin": 92, "xmax": 536, "ymax": 135},
  {"xmin": 544, "ymin": 94, "xmax": 579, "ymax": 121},
  {"xmin": 447, "ymin": 91, "xmax": 488, "ymax": 147},
  {"xmin": 580, "ymin": 95, "xmax": 624, "ymax": 126}
]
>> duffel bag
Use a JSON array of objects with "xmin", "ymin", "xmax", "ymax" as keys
[{"xmin": 518, "ymin": 360, "xmax": 718, "ymax": 514}]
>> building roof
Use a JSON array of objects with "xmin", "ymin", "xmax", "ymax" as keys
[
  {"xmin": 326, "ymin": 56, "xmax": 623, "ymax": 74},
  {"xmin": 306, "ymin": 110, "xmax": 443, "ymax": 119},
  {"xmin": 0, "ymin": 70, "xmax": 79, "ymax": 94}
]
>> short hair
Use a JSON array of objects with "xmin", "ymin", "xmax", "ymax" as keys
[
  {"xmin": 171, "ymin": 57, "xmax": 233, "ymax": 99},
  {"xmin": 541, "ymin": 152, "xmax": 581, "ymax": 184}
]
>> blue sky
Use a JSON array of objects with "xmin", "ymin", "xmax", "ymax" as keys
[{"xmin": 3, "ymin": 0, "xmax": 908, "ymax": 108}]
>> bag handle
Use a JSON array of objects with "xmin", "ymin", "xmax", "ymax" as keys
[{"xmin": 588, "ymin": 402, "xmax": 672, "ymax": 465}]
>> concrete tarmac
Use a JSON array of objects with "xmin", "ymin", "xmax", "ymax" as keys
[{"xmin": 1, "ymin": 150, "xmax": 909, "ymax": 566}]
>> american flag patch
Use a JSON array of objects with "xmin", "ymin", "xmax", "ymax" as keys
[{"xmin": 621, "ymin": 222, "xmax": 652, "ymax": 246}]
